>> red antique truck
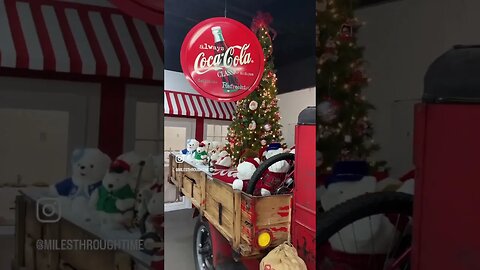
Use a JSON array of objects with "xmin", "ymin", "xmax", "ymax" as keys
[{"xmin": 168, "ymin": 107, "xmax": 316, "ymax": 269}]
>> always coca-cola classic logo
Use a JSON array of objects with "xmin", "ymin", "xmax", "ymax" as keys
[
  {"xmin": 194, "ymin": 44, "xmax": 252, "ymax": 75},
  {"xmin": 181, "ymin": 18, "xmax": 264, "ymax": 102}
]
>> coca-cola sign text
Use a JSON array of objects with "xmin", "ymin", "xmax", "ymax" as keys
[{"xmin": 180, "ymin": 18, "xmax": 264, "ymax": 102}]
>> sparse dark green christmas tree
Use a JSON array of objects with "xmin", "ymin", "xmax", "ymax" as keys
[
  {"xmin": 225, "ymin": 12, "xmax": 284, "ymax": 165},
  {"xmin": 317, "ymin": 0, "xmax": 386, "ymax": 174}
]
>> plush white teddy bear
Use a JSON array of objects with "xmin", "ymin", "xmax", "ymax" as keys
[
  {"xmin": 145, "ymin": 191, "xmax": 164, "ymax": 233},
  {"xmin": 90, "ymin": 159, "xmax": 136, "ymax": 230},
  {"xmin": 210, "ymin": 143, "xmax": 223, "ymax": 162},
  {"xmin": 116, "ymin": 152, "xmax": 155, "ymax": 187},
  {"xmin": 232, "ymin": 158, "xmax": 260, "ymax": 191},
  {"xmin": 201, "ymin": 140, "xmax": 213, "ymax": 152},
  {"xmin": 259, "ymin": 143, "xmax": 291, "ymax": 196},
  {"xmin": 193, "ymin": 143, "xmax": 209, "ymax": 165},
  {"xmin": 51, "ymin": 148, "xmax": 111, "ymax": 220},
  {"xmin": 181, "ymin": 139, "xmax": 199, "ymax": 162},
  {"xmin": 215, "ymin": 150, "xmax": 232, "ymax": 168}
]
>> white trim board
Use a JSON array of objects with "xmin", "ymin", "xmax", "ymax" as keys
[{"xmin": 164, "ymin": 197, "xmax": 192, "ymax": 212}]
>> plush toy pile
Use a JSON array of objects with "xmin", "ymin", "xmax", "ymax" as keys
[{"xmin": 176, "ymin": 139, "xmax": 296, "ymax": 197}]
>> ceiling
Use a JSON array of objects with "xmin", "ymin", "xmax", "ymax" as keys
[
  {"xmin": 358, "ymin": 0, "xmax": 398, "ymax": 8},
  {"xmin": 165, "ymin": 0, "xmax": 316, "ymax": 93}
]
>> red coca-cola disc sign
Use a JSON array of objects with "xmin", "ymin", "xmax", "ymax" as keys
[{"xmin": 180, "ymin": 17, "xmax": 265, "ymax": 102}]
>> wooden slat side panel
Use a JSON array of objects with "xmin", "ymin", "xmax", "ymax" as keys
[
  {"xmin": 204, "ymin": 195, "xmax": 234, "ymax": 233},
  {"xmin": 233, "ymin": 191, "xmax": 242, "ymax": 250},
  {"xmin": 206, "ymin": 179, "xmax": 235, "ymax": 210},
  {"xmin": 204, "ymin": 211, "xmax": 233, "ymax": 244},
  {"xmin": 255, "ymin": 195, "xmax": 292, "ymax": 226}
]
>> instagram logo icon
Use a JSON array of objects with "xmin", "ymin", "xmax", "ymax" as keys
[{"xmin": 36, "ymin": 198, "xmax": 61, "ymax": 223}]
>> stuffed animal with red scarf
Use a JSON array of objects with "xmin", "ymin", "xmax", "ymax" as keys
[
  {"xmin": 232, "ymin": 158, "xmax": 260, "ymax": 191},
  {"xmin": 90, "ymin": 159, "xmax": 136, "ymax": 230},
  {"xmin": 256, "ymin": 143, "xmax": 290, "ymax": 196}
]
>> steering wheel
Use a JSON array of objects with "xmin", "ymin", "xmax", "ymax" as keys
[{"xmin": 246, "ymin": 153, "xmax": 295, "ymax": 195}]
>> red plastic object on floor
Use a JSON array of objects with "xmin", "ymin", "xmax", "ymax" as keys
[{"xmin": 413, "ymin": 103, "xmax": 480, "ymax": 270}]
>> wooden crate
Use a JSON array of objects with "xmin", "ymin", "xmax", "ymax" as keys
[
  {"xmin": 169, "ymin": 153, "xmax": 292, "ymax": 257},
  {"xmin": 168, "ymin": 153, "xmax": 183, "ymax": 187}
]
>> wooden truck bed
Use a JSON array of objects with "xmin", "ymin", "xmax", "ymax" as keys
[{"xmin": 168, "ymin": 153, "xmax": 292, "ymax": 257}]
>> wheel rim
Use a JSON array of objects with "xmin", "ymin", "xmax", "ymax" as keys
[
  {"xmin": 317, "ymin": 192, "xmax": 413, "ymax": 270},
  {"xmin": 319, "ymin": 214, "xmax": 412, "ymax": 270},
  {"xmin": 195, "ymin": 223, "xmax": 214, "ymax": 270}
]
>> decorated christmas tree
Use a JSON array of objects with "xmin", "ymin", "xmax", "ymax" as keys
[
  {"xmin": 225, "ymin": 12, "xmax": 284, "ymax": 166},
  {"xmin": 317, "ymin": 0, "xmax": 386, "ymax": 174}
]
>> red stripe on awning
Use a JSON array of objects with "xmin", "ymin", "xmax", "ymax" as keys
[
  {"xmin": 124, "ymin": 15, "xmax": 153, "ymax": 79},
  {"xmin": 0, "ymin": 0, "xmax": 163, "ymax": 81},
  {"xmin": 164, "ymin": 90, "xmax": 236, "ymax": 120},
  {"xmin": 78, "ymin": 10, "xmax": 107, "ymax": 76},
  {"xmin": 102, "ymin": 13, "xmax": 129, "ymax": 78},
  {"xmin": 30, "ymin": 3, "xmax": 55, "ymax": 71},
  {"xmin": 55, "ymin": 5, "xmax": 82, "ymax": 74},
  {"xmin": 6, "ymin": 0, "xmax": 28, "ymax": 69}
]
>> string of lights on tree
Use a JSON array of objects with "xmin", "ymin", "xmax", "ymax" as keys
[
  {"xmin": 317, "ymin": 0, "xmax": 386, "ymax": 174},
  {"xmin": 225, "ymin": 12, "xmax": 284, "ymax": 166}
]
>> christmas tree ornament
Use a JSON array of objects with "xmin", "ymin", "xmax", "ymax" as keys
[
  {"xmin": 344, "ymin": 135, "xmax": 352, "ymax": 143},
  {"xmin": 261, "ymin": 139, "xmax": 267, "ymax": 146},
  {"xmin": 318, "ymin": 100, "xmax": 339, "ymax": 123},
  {"xmin": 339, "ymin": 23, "xmax": 353, "ymax": 42},
  {"xmin": 264, "ymin": 123, "xmax": 272, "ymax": 131},
  {"xmin": 249, "ymin": 100, "xmax": 258, "ymax": 110},
  {"xmin": 248, "ymin": 120, "xmax": 257, "ymax": 130}
]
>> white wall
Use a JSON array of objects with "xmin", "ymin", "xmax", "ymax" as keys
[
  {"xmin": 0, "ymin": 77, "xmax": 101, "ymax": 184},
  {"xmin": 278, "ymin": 87, "xmax": 316, "ymax": 147},
  {"xmin": 356, "ymin": 0, "xmax": 480, "ymax": 176}
]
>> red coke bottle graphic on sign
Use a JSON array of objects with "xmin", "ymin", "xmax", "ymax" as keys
[{"xmin": 211, "ymin": 26, "xmax": 240, "ymax": 93}]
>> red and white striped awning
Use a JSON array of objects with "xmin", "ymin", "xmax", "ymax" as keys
[
  {"xmin": 164, "ymin": 90, "xmax": 236, "ymax": 120},
  {"xmin": 0, "ymin": 0, "xmax": 163, "ymax": 80}
]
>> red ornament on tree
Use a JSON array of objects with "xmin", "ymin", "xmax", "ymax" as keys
[{"xmin": 339, "ymin": 23, "xmax": 353, "ymax": 42}]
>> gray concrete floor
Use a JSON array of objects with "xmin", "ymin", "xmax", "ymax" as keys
[
  {"xmin": 0, "ymin": 235, "xmax": 14, "ymax": 270},
  {"xmin": 165, "ymin": 209, "xmax": 197, "ymax": 270}
]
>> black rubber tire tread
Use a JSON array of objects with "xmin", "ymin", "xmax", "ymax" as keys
[
  {"xmin": 317, "ymin": 191, "xmax": 414, "ymax": 245},
  {"xmin": 193, "ymin": 219, "xmax": 208, "ymax": 270},
  {"xmin": 246, "ymin": 152, "xmax": 295, "ymax": 194}
]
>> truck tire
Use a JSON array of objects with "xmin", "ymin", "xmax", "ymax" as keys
[{"xmin": 193, "ymin": 219, "xmax": 214, "ymax": 270}]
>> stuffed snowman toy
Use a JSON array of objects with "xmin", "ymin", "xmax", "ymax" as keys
[
  {"xmin": 232, "ymin": 158, "xmax": 260, "ymax": 191},
  {"xmin": 135, "ymin": 155, "xmax": 164, "ymax": 227},
  {"xmin": 90, "ymin": 159, "xmax": 136, "ymax": 230},
  {"xmin": 319, "ymin": 161, "xmax": 397, "ymax": 254},
  {"xmin": 51, "ymin": 148, "xmax": 111, "ymax": 221},
  {"xmin": 181, "ymin": 139, "xmax": 199, "ymax": 162},
  {"xmin": 193, "ymin": 143, "xmax": 208, "ymax": 165},
  {"xmin": 215, "ymin": 150, "xmax": 232, "ymax": 168},
  {"xmin": 210, "ymin": 143, "xmax": 223, "ymax": 162},
  {"xmin": 257, "ymin": 143, "xmax": 291, "ymax": 196},
  {"xmin": 116, "ymin": 151, "xmax": 154, "ymax": 187},
  {"xmin": 201, "ymin": 140, "xmax": 213, "ymax": 152},
  {"xmin": 140, "ymin": 191, "xmax": 164, "ymax": 260}
]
